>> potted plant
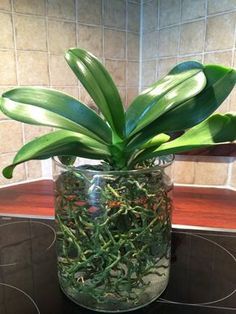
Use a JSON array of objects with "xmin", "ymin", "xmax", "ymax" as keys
[{"xmin": 0, "ymin": 48, "xmax": 235, "ymax": 312}]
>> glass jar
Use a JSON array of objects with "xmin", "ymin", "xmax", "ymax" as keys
[{"xmin": 53, "ymin": 156, "xmax": 174, "ymax": 312}]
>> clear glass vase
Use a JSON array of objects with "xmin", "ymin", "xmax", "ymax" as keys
[{"xmin": 53, "ymin": 156, "xmax": 174, "ymax": 312}]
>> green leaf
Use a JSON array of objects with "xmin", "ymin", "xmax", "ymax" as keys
[
  {"xmin": 132, "ymin": 113, "xmax": 236, "ymax": 164},
  {"xmin": 139, "ymin": 133, "xmax": 170, "ymax": 149},
  {"xmin": 1, "ymin": 87, "xmax": 111, "ymax": 144},
  {"xmin": 65, "ymin": 48, "xmax": 125, "ymax": 139},
  {"xmin": 126, "ymin": 61, "xmax": 206, "ymax": 136},
  {"xmin": 128, "ymin": 65, "xmax": 236, "ymax": 149},
  {"xmin": 2, "ymin": 130, "xmax": 111, "ymax": 179}
]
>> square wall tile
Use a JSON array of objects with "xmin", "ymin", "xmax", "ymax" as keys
[
  {"xmin": 23, "ymin": 124, "xmax": 52, "ymax": 142},
  {"xmin": 104, "ymin": 29, "xmax": 126, "ymax": 59},
  {"xmin": 230, "ymin": 160, "xmax": 236, "ymax": 188},
  {"xmin": 160, "ymin": 0, "xmax": 181, "ymax": 28},
  {"xmin": 158, "ymin": 57, "xmax": 177, "ymax": 78},
  {"xmin": 181, "ymin": 0, "xmax": 206, "ymax": 21},
  {"xmin": 0, "ymin": 0, "xmax": 11, "ymax": 10},
  {"xmin": 0, "ymin": 50, "xmax": 17, "ymax": 85},
  {"xmin": 143, "ymin": 0, "xmax": 158, "ymax": 32},
  {"xmin": 48, "ymin": 20, "xmax": 76, "ymax": 54},
  {"xmin": 17, "ymin": 51, "xmax": 49, "ymax": 85},
  {"xmin": 0, "ymin": 86, "xmax": 14, "ymax": 120},
  {"xmin": 78, "ymin": 25, "xmax": 102, "ymax": 57},
  {"xmin": 204, "ymin": 51, "xmax": 232, "ymax": 67},
  {"xmin": 178, "ymin": 54, "xmax": 203, "ymax": 63},
  {"xmin": 49, "ymin": 54, "xmax": 77, "ymax": 86},
  {"xmin": 180, "ymin": 20, "xmax": 205, "ymax": 54},
  {"xmin": 0, "ymin": 153, "xmax": 26, "ymax": 186},
  {"xmin": 15, "ymin": 15, "xmax": 47, "ymax": 51},
  {"xmin": 127, "ymin": 32, "xmax": 139, "ymax": 60},
  {"xmin": 77, "ymin": 0, "xmax": 102, "ymax": 25},
  {"xmin": 0, "ymin": 12, "xmax": 14, "ymax": 49},
  {"xmin": 52, "ymin": 86, "xmax": 79, "ymax": 99},
  {"xmin": 0, "ymin": 121, "xmax": 23, "ymax": 153},
  {"xmin": 208, "ymin": 0, "xmax": 236, "ymax": 14},
  {"xmin": 47, "ymin": 0, "xmax": 75, "ymax": 20},
  {"xmin": 105, "ymin": 59, "xmax": 126, "ymax": 87},
  {"xmin": 26, "ymin": 160, "xmax": 42, "ymax": 179},
  {"xmin": 173, "ymin": 159, "xmax": 195, "ymax": 184},
  {"xmin": 142, "ymin": 31, "xmax": 158, "ymax": 59},
  {"xmin": 194, "ymin": 157, "xmax": 229, "ymax": 185},
  {"xmin": 205, "ymin": 13, "xmax": 235, "ymax": 51},
  {"xmin": 127, "ymin": 61, "xmax": 139, "ymax": 86},
  {"xmin": 13, "ymin": 0, "xmax": 45, "ymax": 15},
  {"xmin": 128, "ymin": 2, "xmax": 140, "ymax": 32},
  {"xmin": 159, "ymin": 26, "xmax": 179, "ymax": 57},
  {"xmin": 126, "ymin": 87, "xmax": 139, "ymax": 108},
  {"xmin": 142, "ymin": 60, "xmax": 156, "ymax": 86},
  {"xmin": 103, "ymin": 0, "xmax": 126, "ymax": 29}
]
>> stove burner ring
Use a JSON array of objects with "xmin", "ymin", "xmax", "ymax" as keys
[
  {"xmin": 161, "ymin": 232, "xmax": 236, "ymax": 307},
  {"xmin": 0, "ymin": 220, "xmax": 56, "ymax": 268},
  {"xmin": 0, "ymin": 282, "xmax": 41, "ymax": 313}
]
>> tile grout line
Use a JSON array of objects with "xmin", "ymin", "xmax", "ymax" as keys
[
  {"xmin": 202, "ymin": 0, "xmax": 208, "ymax": 63},
  {"xmin": 125, "ymin": 0, "xmax": 128, "ymax": 106},
  {"xmin": 176, "ymin": 0, "xmax": 182, "ymax": 62},
  {"xmin": 141, "ymin": 47, "xmax": 234, "ymax": 62},
  {"xmin": 155, "ymin": 0, "xmax": 160, "ymax": 80},
  {"xmin": 75, "ymin": 0, "xmax": 81, "ymax": 98},
  {"xmin": 138, "ymin": 0, "xmax": 143, "ymax": 93},
  {"xmin": 10, "ymin": 0, "xmax": 28, "ymax": 180},
  {"xmin": 41, "ymin": 0, "xmax": 53, "ymax": 179},
  {"xmin": 226, "ymin": 7, "xmax": 236, "ymax": 188}
]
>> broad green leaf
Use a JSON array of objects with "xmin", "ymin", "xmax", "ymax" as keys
[
  {"xmin": 139, "ymin": 133, "xmax": 170, "ymax": 149},
  {"xmin": 128, "ymin": 65, "xmax": 236, "ymax": 149},
  {"xmin": 126, "ymin": 61, "xmax": 206, "ymax": 136},
  {"xmin": 1, "ymin": 87, "xmax": 111, "ymax": 144},
  {"xmin": 2, "ymin": 130, "xmax": 111, "ymax": 179},
  {"xmin": 65, "ymin": 48, "xmax": 125, "ymax": 139},
  {"xmin": 132, "ymin": 113, "xmax": 236, "ymax": 164}
]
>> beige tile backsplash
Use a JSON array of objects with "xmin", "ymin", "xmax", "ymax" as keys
[
  {"xmin": 77, "ymin": 0, "xmax": 102, "ymax": 25},
  {"xmin": 141, "ymin": 0, "xmax": 236, "ymax": 189},
  {"xmin": 47, "ymin": 0, "xmax": 76, "ymax": 20},
  {"xmin": 13, "ymin": 0, "xmax": 46, "ymax": 15},
  {"xmin": 180, "ymin": 20, "xmax": 205, "ymax": 54},
  {"xmin": 208, "ymin": 0, "xmax": 236, "ymax": 14},
  {"xmin": 0, "ymin": 51, "xmax": 17, "ymax": 85},
  {"xmin": 0, "ymin": 0, "xmax": 11, "ymax": 11},
  {"xmin": 48, "ymin": 20, "xmax": 76, "ymax": 54},
  {"xmin": 0, "ymin": 0, "xmax": 236, "ymax": 189},
  {"xmin": 205, "ymin": 13, "xmax": 235, "ymax": 51},
  {"xmin": 104, "ymin": 0, "xmax": 126, "ymax": 29},
  {"xmin": 78, "ymin": 25, "xmax": 103, "ymax": 57},
  {"xmin": 17, "ymin": 51, "xmax": 49, "ymax": 85},
  {"xmin": 159, "ymin": 26, "xmax": 179, "ymax": 57},
  {"xmin": 105, "ymin": 59, "xmax": 126, "ymax": 86},
  {"xmin": 104, "ymin": 29, "xmax": 126, "ymax": 59},
  {"xmin": 181, "ymin": 0, "xmax": 206, "ymax": 21},
  {"xmin": 0, "ymin": 12, "xmax": 14, "ymax": 49},
  {"xmin": 0, "ymin": 0, "xmax": 140, "ymax": 186},
  {"xmin": 15, "ymin": 15, "xmax": 47, "ymax": 50}
]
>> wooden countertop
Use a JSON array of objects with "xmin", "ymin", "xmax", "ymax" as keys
[{"xmin": 0, "ymin": 180, "xmax": 235, "ymax": 230}]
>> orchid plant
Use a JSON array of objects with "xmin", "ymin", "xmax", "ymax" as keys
[{"xmin": 0, "ymin": 48, "xmax": 235, "ymax": 177}]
